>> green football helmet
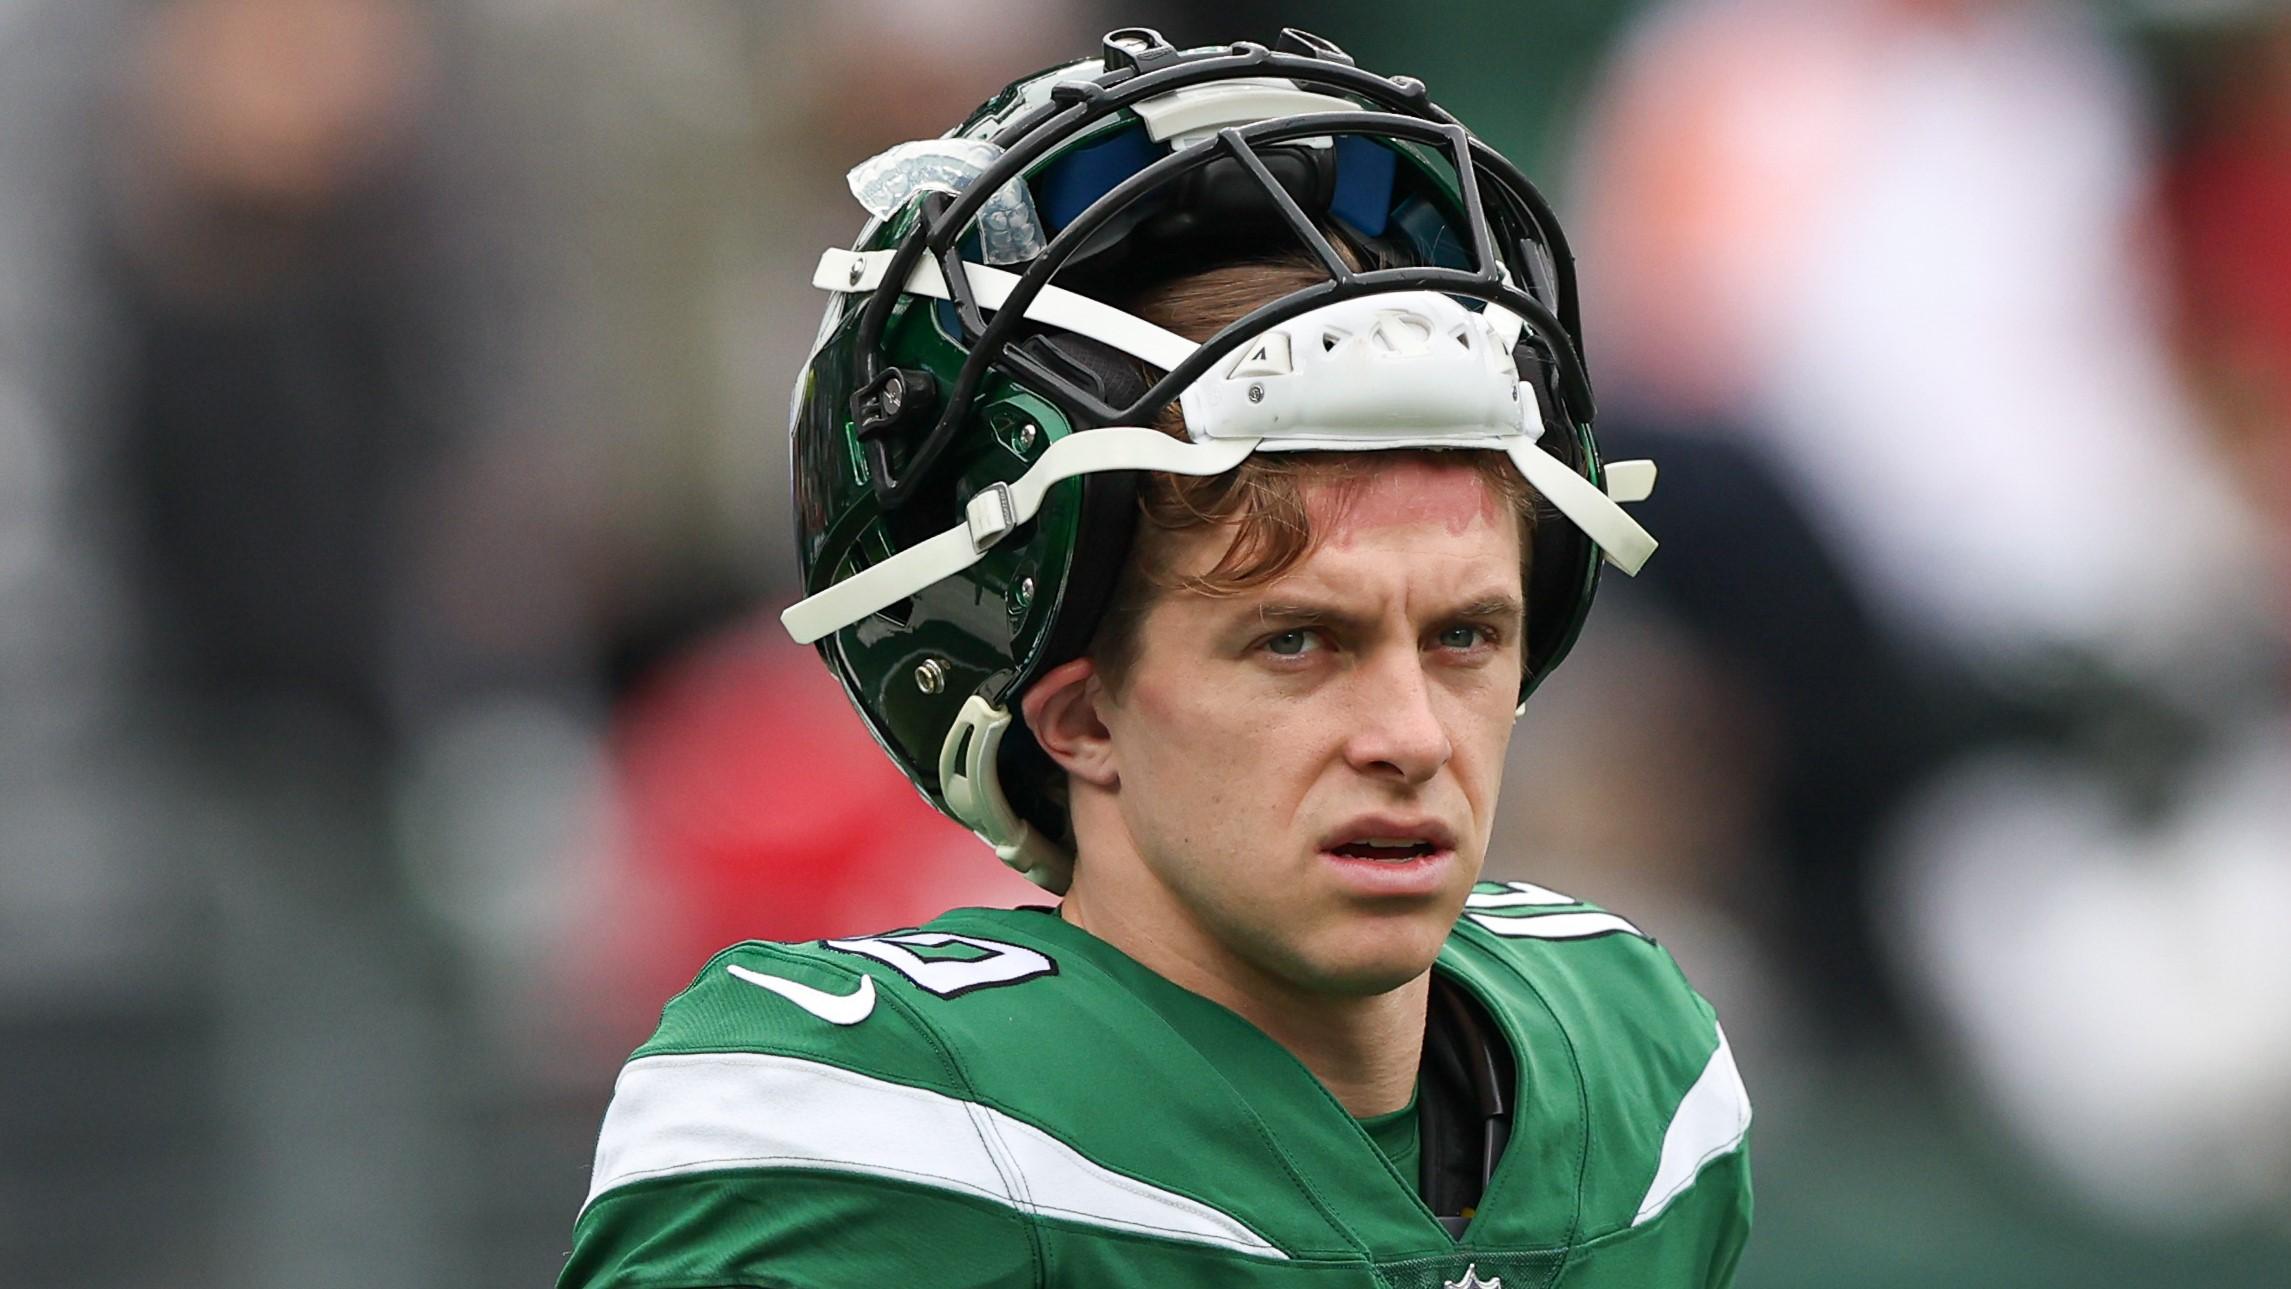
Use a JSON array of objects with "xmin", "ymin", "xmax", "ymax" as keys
[{"xmin": 782, "ymin": 28, "xmax": 1658, "ymax": 892}]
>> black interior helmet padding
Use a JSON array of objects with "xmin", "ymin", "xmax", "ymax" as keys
[
  {"xmin": 1515, "ymin": 343, "xmax": 1594, "ymax": 681},
  {"xmin": 996, "ymin": 330, "xmax": 1152, "ymax": 848}
]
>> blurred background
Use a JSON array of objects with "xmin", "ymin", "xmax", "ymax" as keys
[{"xmin": 1, "ymin": 0, "xmax": 2287, "ymax": 1284}]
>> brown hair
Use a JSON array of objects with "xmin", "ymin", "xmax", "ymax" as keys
[{"xmin": 1089, "ymin": 255, "xmax": 1541, "ymax": 685}]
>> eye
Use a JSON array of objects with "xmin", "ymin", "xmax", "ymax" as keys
[
  {"xmin": 1436, "ymin": 624, "xmax": 1489, "ymax": 650},
  {"xmin": 1263, "ymin": 629, "xmax": 1320, "ymax": 657}
]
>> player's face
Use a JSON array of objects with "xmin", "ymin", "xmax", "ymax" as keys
[{"xmin": 1100, "ymin": 457, "xmax": 1526, "ymax": 997}]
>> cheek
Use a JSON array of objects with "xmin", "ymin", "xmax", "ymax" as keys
[
  {"xmin": 1116, "ymin": 677, "xmax": 1322, "ymax": 849},
  {"xmin": 1132, "ymin": 673, "xmax": 1339, "ymax": 773},
  {"xmin": 1124, "ymin": 679, "xmax": 1267, "ymax": 799},
  {"xmin": 1456, "ymin": 704, "xmax": 1519, "ymax": 824}
]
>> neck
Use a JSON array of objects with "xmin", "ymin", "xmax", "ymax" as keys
[{"xmin": 1061, "ymin": 857, "xmax": 1428, "ymax": 1118}]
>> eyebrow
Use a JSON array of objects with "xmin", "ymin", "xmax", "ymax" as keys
[
  {"xmin": 1243, "ymin": 594, "xmax": 1527, "ymax": 631},
  {"xmin": 1457, "ymin": 596, "xmax": 1528, "ymax": 627}
]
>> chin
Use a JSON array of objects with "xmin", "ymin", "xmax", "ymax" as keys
[{"xmin": 1284, "ymin": 918, "xmax": 1452, "ymax": 997}]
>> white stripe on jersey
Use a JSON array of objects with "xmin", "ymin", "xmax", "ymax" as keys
[
  {"xmin": 1468, "ymin": 910, "xmax": 1646, "ymax": 940},
  {"xmin": 1633, "ymin": 1026, "xmax": 1753, "ymax": 1226},
  {"xmin": 583, "ymin": 1050, "xmax": 1289, "ymax": 1259}
]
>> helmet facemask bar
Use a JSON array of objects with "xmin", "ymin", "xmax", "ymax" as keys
[{"xmin": 1065, "ymin": 116, "xmax": 1597, "ymax": 431}]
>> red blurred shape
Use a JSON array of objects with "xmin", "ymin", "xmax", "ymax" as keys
[{"xmin": 603, "ymin": 615, "xmax": 1044, "ymax": 1017}]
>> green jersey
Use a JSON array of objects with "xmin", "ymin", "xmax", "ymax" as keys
[{"xmin": 561, "ymin": 882, "xmax": 1751, "ymax": 1288}]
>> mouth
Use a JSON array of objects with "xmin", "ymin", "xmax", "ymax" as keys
[
  {"xmin": 1317, "ymin": 817, "xmax": 1459, "ymax": 864},
  {"xmin": 1327, "ymin": 838, "xmax": 1442, "ymax": 862}
]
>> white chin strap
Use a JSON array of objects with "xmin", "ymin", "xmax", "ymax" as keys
[{"xmin": 788, "ymin": 251, "xmax": 1661, "ymax": 892}]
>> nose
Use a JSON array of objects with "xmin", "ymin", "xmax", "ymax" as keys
[{"xmin": 1342, "ymin": 652, "xmax": 1453, "ymax": 786}]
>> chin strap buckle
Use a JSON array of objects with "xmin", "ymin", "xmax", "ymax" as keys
[{"xmin": 964, "ymin": 482, "xmax": 1018, "ymax": 551}]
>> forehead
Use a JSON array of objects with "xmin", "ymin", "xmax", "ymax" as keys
[
  {"xmin": 1305, "ymin": 457, "xmax": 1517, "ymax": 551},
  {"xmin": 1170, "ymin": 455, "xmax": 1525, "ymax": 597}
]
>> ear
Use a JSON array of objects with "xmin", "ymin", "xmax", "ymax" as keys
[{"xmin": 1020, "ymin": 657, "xmax": 1118, "ymax": 789}]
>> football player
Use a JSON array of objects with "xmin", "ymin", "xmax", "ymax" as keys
[{"xmin": 563, "ymin": 27, "xmax": 1750, "ymax": 1289}]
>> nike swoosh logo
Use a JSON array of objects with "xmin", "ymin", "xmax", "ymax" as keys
[{"xmin": 726, "ymin": 963, "xmax": 876, "ymax": 1025}]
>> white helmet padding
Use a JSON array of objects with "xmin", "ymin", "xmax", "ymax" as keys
[{"xmin": 1179, "ymin": 290, "xmax": 1532, "ymax": 449}]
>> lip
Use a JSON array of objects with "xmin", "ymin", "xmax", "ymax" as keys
[
  {"xmin": 1316, "ymin": 814, "xmax": 1460, "ymax": 899},
  {"xmin": 1317, "ymin": 814, "xmax": 1460, "ymax": 854}
]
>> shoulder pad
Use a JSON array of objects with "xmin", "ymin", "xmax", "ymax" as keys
[
  {"xmin": 1456, "ymin": 879, "xmax": 1651, "ymax": 943},
  {"xmin": 1449, "ymin": 879, "xmax": 1711, "ymax": 1040},
  {"xmin": 1448, "ymin": 882, "xmax": 1750, "ymax": 1238},
  {"xmin": 579, "ymin": 930, "xmax": 1053, "ymax": 1224},
  {"xmin": 636, "ymin": 937, "xmax": 979, "ymax": 1090}
]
